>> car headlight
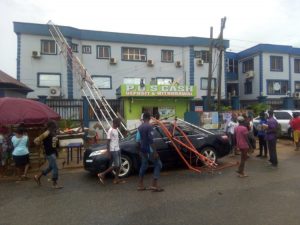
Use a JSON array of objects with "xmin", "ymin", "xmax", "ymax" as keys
[{"xmin": 89, "ymin": 149, "xmax": 107, "ymax": 157}]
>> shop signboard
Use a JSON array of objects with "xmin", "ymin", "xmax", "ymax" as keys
[{"xmin": 120, "ymin": 84, "xmax": 196, "ymax": 97}]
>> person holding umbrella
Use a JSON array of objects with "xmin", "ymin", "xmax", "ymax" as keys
[{"xmin": 33, "ymin": 121, "xmax": 63, "ymax": 189}]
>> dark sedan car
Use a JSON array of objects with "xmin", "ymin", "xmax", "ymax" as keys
[{"xmin": 84, "ymin": 121, "xmax": 230, "ymax": 178}]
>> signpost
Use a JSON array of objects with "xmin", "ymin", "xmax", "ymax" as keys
[{"xmin": 120, "ymin": 84, "xmax": 196, "ymax": 97}]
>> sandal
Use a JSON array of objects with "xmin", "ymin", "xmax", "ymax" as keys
[
  {"xmin": 97, "ymin": 173, "xmax": 105, "ymax": 184},
  {"xmin": 148, "ymin": 186, "xmax": 164, "ymax": 192},
  {"xmin": 237, "ymin": 174, "xmax": 248, "ymax": 178},
  {"xmin": 137, "ymin": 186, "xmax": 147, "ymax": 191},
  {"xmin": 34, "ymin": 175, "xmax": 41, "ymax": 186},
  {"xmin": 52, "ymin": 185, "xmax": 64, "ymax": 189}
]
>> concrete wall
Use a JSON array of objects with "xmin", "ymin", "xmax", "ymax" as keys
[
  {"xmin": 20, "ymin": 34, "xmax": 68, "ymax": 99},
  {"xmin": 238, "ymin": 55, "xmax": 260, "ymax": 100}
]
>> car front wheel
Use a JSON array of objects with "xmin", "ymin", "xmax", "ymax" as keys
[
  {"xmin": 200, "ymin": 147, "xmax": 217, "ymax": 163},
  {"xmin": 113, "ymin": 154, "xmax": 133, "ymax": 178}
]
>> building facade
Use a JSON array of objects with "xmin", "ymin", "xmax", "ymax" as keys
[
  {"xmin": 225, "ymin": 44, "xmax": 300, "ymax": 107},
  {"xmin": 14, "ymin": 22, "xmax": 229, "ymax": 102}
]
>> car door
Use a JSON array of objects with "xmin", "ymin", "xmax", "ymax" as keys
[
  {"xmin": 174, "ymin": 125, "xmax": 209, "ymax": 157},
  {"xmin": 274, "ymin": 111, "xmax": 292, "ymax": 134},
  {"xmin": 153, "ymin": 126, "xmax": 180, "ymax": 163}
]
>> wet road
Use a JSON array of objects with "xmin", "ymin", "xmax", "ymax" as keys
[{"xmin": 1, "ymin": 139, "xmax": 300, "ymax": 225}]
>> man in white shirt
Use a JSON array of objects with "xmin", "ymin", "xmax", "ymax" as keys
[
  {"xmin": 98, "ymin": 118, "xmax": 126, "ymax": 184},
  {"xmin": 224, "ymin": 113, "xmax": 239, "ymax": 155}
]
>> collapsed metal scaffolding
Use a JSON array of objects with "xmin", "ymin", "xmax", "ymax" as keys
[{"xmin": 47, "ymin": 21, "xmax": 127, "ymax": 138}]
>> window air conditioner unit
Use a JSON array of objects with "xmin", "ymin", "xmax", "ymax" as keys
[
  {"xmin": 245, "ymin": 70, "xmax": 255, "ymax": 79},
  {"xmin": 196, "ymin": 59, "xmax": 204, "ymax": 66},
  {"xmin": 147, "ymin": 59, "xmax": 154, "ymax": 66},
  {"xmin": 175, "ymin": 61, "xmax": 182, "ymax": 68},
  {"xmin": 49, "ymin": 87, "xmax": 61, "ymax": 97},
  {"xmin": 110, "ymin": 58, "xmax": 117, "ymax": 64},
  {"xmin": 32, "ymin": 51, "xmax": 41, "ymax": 58}
]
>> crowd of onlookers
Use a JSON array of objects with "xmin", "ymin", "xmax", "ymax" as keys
[
  {"xmin": 224, "ymin": 109, "xmax": 300, "ymax": 177},
  {"xmin": 1, "ymin": 110, "xmax": 300, "ymax": 187},
  {"xmin": 0, "ymin": 122, "xmax": 63, "ymax": 188},
  {"xmin": 224, "ymin": 110, "xmax": 279, "ymax": 177}
]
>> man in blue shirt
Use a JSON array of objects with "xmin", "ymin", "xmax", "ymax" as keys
[
  {"xmin": 136, "ymin": 112, "xmax": 163, "ymax": 192},
  {"xmin": 256, "ymin": 111, "xmax": 268, "ymax": 158},
  {"xmin": 265, "ymin": 110, "xmax": 278, "ymax": 167}
]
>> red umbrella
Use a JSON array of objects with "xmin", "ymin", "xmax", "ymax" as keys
[{"xmin": 0, "ymin": 97, "xmax": 60, "ymax": 125}]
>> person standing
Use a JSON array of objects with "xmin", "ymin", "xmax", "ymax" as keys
[
  {"xmin": 256, "ymin": 112, "xmax": 268, "ymax": 157},
  {"xmin": 224, "ymin": 113, "xmax": 239, "ymax": 156},
  {"xmin": 33, "ymin": 121, "xmax": 63, "ymax": 189},
  {"xmin": 97, "ymin": 118, "xmax": 125, "ymax": 184},
  {"xmin": 11, "ymin": 126, "xmax": 30, "ymax": 181},
  {"xmin": 289, "ymin": 112, "xmax": 300, "ymax": 151},
  {"xmin": 0, "ymin": 126, "xmax": 13, "ymax": 177},
  {"xmin": 234, "ymin": 116, "xmax": 250, "ymax": 178},
  {"xmin": 265, "ymin": 110, "xmax": 278, "ymax": 167},
  {"xmin": 136, "ymin": 112, "xmax": 163, "ymax": 192}
]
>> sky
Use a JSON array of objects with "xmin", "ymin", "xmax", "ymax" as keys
[{"xmin": 1, "ymin": 0, "xmax": 300, "ymax": 78}]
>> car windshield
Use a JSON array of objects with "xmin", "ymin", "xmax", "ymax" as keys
[{"xmin": 121, "ymin": 120, "xmax": 214, "ymax": 140}]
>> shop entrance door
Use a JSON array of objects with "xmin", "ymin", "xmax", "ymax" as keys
[{"xmin": 141, "ymin": 107, "xmax": 159, "ymax": 117}]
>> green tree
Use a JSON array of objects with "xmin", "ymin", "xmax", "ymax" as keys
[{"xmin": 248, "ymin": 103, "xmax": 269, "ymax": 116}]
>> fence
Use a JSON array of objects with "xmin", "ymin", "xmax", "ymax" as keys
[
  {"xmin": 46, "ymin": 99, "xmax": 83, "ymax": 120},
  {"xmin": 241, "ymin": 99, "xmax": 284, "ymax": 110},
  {"xmin": 44, "ymin": 98, "xmax": 122, "ymax": 124}
]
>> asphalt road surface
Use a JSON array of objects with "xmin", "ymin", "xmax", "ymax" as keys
[{"xmin": 1, "ymin": 139, "xmax": 300, "ymax": 225}]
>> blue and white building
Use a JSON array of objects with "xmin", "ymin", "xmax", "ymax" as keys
[
  {"xmin": 14, "ymin": 22, "xmax": 229, "ymax": 101},
  {"xmin": 225, "ymin": 44, "xmax": 300, "ymax": 107}
]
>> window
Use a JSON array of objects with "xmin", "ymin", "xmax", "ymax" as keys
[
  {"xmin": 294, "ymin": 59, "xmax": 300, "ymax": 73},
  {"xmin": 161, "ymin": 50, "xmax": 174, "ymax": 62},
  {"xmin": 123, "ymin": 77, "xmax": 145, "ymax": 85},
  {"xmin": 41, "ymin": 40, "xmax": 56, "ymax": 55},
  {"xmin": 194, "ymin": 50, "xmax": 209, "ymax": 63},
  {"xmin": 153, "ymin": 127, "xmax": 165, "ymax": 139},
  {"xmin": 122, "ymin": 47, "xmax": 147, "ymax": 62},
  {"xmin": 71, "ymin": 43, "xmax": 78, "ymax": 52},
  {"xmin": 227, "ymin": 59, "xmax": 238, "ymax": 73},
  {"xmin": 267, "ymin": 80, "xmax": 288, "ymax": 95},
  {"xmin": 37, "ymin": 73, "xmax": 61, "ymax": 87},
  {"xmin": 82, "ymin": 45, "xmax": 92, "ymax": 54},
  {"xmin": 157, "ymin": 77, "xmax": 173, "ymax": 85},
  {"xmin": 270, "ymin": 56, "xmax": 283, "ymax": 72},
  {"xmin": 295, "ymin": 81, "xmax": 300, "ymax": 92},
  {"xmin": 274, "ymin": 112, "xmax": 292, "ymax": 120},
  {"xmin": 96, "ymin": 45, "xmax": 110, "ymax": 59},
  {"xmin": 200, "ymin": 78, "xmax": 216, "ymax": 90},
  {"xmin": 242, "ymin": 58, "xmax": 254, "ymax": 73},
  {"xmin": 244, "ymin": 80, "xmax": 252, "ymax": 94},
  {"xmin": 92, "ymin": 75, "xmax": 112, "ymax": 89}
]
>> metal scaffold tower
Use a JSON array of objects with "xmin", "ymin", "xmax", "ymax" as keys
[{"xmin": 47, "ymin": 21, "xmax": 127, "ymax": 138}]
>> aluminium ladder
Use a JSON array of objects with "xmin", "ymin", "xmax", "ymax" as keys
[{"xmin": 47, "ymin": 21, "xmax": 127, "ymax": 138}]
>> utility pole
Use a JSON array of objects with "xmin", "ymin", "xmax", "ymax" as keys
[
  {"xmin": 207, "ymin": 27, "xmax": 213, "ymax": 111},
  {"xmin": 217, "ymin": 17, "xmax": 226, "ymax": 111}
]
